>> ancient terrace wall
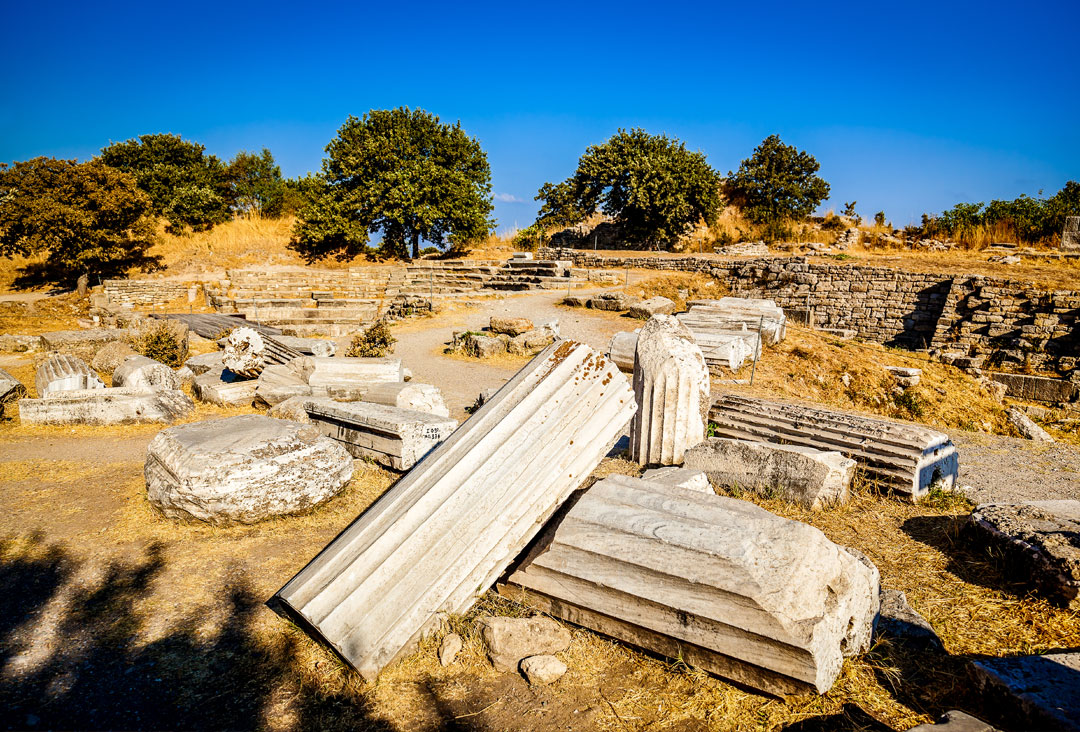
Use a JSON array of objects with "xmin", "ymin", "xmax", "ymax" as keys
[
  {"xmin": 103, "ymin": 279, "xmax": 192, "ymax": 307},
  {"xmin": 538, "ymin": 248, "xmax": 1080, "ymax": 373}
]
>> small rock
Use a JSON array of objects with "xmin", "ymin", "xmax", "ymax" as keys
[
  {"xmin": 628, "ymin": 296, "xmax": 677, "ymax": 319},
  {"xmin": 886, "ymin": 366, "xmax": 921, "ymax": 388},
  {"xmin": 477, "ymin": 616, "xmax": 571, "ymax": 673},
  {"xmin": 876, "ymin": 588, "xmax": 944, "ymax": 651},
  {"xmin": 92, "ymin": 340, "xmax": 137, "ymax": 373},
  {"xmin": 439, "ymin": 633, "xmax": 463, "ymax": 666},
  {"xmin": 490, "ymin": 316, "xmax": 534, "ymax": 337},
  {"xmin": 520, "ymin": 654, "xmax": 567, "ymax": 685}
]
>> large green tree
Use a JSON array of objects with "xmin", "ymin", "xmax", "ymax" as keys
[
  {"xmin": 535, "ymin": 129, "xmax": 722, "ymax": 248},
  {"xmin": 725, "ymin": 135, "xmax": 830, "ymax": 235},
  {"xmin": 100, "ymin": 133, "xmax": 231, "ymax": 233},
  {"xmin": 291, "ymin": 108, "xmax": 494, "ymax": 260},
  {"xmin": 0, "ymin": 157, "xmax": 157, "ymax": 285},
  {"xmin": 227, "ymin": 148, "xmax": 288, "ymax": 217}
]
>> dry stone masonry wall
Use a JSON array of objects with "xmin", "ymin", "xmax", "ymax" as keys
[
  {"xmin": 104, "ymin": 279, "xmax": 192, "ymax": 306},
  {"xmin": 538, "ymin": 248, "xmax": 1080, "ymax": 373}
]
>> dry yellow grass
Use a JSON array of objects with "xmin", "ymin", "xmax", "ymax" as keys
[{"xmin": 631, "ymin": 272, "xmax": 728, "ymax": 310}]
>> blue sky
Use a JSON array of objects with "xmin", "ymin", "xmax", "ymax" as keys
[{"xmin": 2, "ymin": 0, "xmax": 1077, "ymax": 231}]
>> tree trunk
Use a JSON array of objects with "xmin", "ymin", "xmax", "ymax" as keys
[{"xmin": 411, "ymin": 231, "xmax": 420, "ymax": 260}]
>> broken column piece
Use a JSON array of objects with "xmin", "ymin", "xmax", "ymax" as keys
[
  {"xmin": 112, "ymin": 355, "xmax": 182, "ymax": 391},
  {"xmin": 499, "ymin": 475, "xmax": 879, "ymax": 696},
  {"xmin": 630, "ymin": 315, "xmax": 710, "ymax": 466},
  {"xmin": 606, "ymin": 330, "xmax": 639, "ymax": 372},
  {"xmin": 20, "ymin": 387, "xmax": 194, "ymax": 425},
  {"xmin": 35, "ymin": 353, "xmax": 105, "ymax": 396},
  {"xmin": 303, "ymin": 398, "xmax": 458, "ymax": 470},
  {"xmin": 680, "ymin": 298, "xmax": 787, "ymax": 344},
  {"xmin": 192, "ymin": 366, "xmax": 258, "ymax": 407},
  {"xmin": 683, "ymin": 437, "xmax": 855, "ymax": 509},
  {"xmin": 709, "ymin": 393, "xmax": 958, "ymax": 499},
  {"xmin": 362, "ymin": 382, "xmax": 450, "ymax": 418},
  {"xmin": 271, "ymin": 340, "xmax": 636, "ymax": 681}
]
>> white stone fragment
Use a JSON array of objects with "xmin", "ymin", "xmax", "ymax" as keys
[
  {"xmin": 20, "ymin": 387, "xmax": 194, "ymax": 425},
  {"xmin": 145, "ymin": 414, "xmax": 354, "ymax": 525},
  {"xmin": 683, "ymin": 438, "xmax": 855, "ymax": 509},
  {"xmin": 35, "ymin": 353, "xmax": 105, "ymax": 396},
  {"xmin": 630, "ymin": 315, "xmax": 711, "ymax": 466},
  {"xmin": 641, "ymin": 466, "xmax": 712, "ymax": 493},
  {"xmin": 362, "ymin": 382, "xmax": 450, "ymax": 418},
  {"xmin": 112, "ymin": 355, "xmax": 182, "ymax": 391},
  {"xmin": 222, "ymin": 327, "xmax": 266, "ymax": 378},
  {"xmin": 306, "ymin": 356, "xmax": 404, "ymax": 397}
]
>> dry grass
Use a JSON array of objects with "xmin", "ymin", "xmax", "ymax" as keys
[
  {"xmin": 736, "ymin": 325, "xmax": 1013, "ymax": 437},
  {"xmin": 631, "ymin": 272, "xmax": 728, "ymax": 310},
  {"xmin": 0, "ymin": 292, "xmax": 89, "ymax": 334}
]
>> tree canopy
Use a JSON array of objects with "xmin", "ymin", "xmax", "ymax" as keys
[
  {"xmin": 0, "ymin": 157, "xmax": 157, "ymax": 285},
  {"xmin": 100, "ymin": 133, "xmax": 231, "ymax": 233},
  {"xmin": 227, "ymin": 148, "xmax": 289, "ymax": 218},
  {"xmin": 535, "ymin": 129, "xmax": 722, "ymax": 248},
  {"xmin": 724, "ymin": 135, "xmax": 830, "ymax": 236},
  {"xmin": 927, "ymin": 181, "xmax": 1080, "ymax": 244},
  {"xmin": 291, "ymin": 108, "xmax": 494, "ymax": 260}
]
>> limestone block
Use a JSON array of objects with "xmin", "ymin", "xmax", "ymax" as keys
[
  {"xmin": 971, "ymin": 651, "xmax": 1080, "ymax": 731},
  {"xmin": 641, "ymin": 466, "xmax": 711, "ymax": 493},
  {"xmin": 588, "ymin": 292, "xmax": 641, "ymax": 311},
  {"xmin": 886, "ymin": 366, "xmax": 921, "ymax": 387},
  {"xmin": 683, "ymin": 438, "xmax": 855, "ymax": 509},
  {"xmin": 192, "ymin": 367, "xmax": 257, "ymax": 407},
  {"xmin": 268, "ymin": 395, "xmax": 311, "ymax": 423},
  {"xmin": 500, "ymin": 475, "xmax": 880, "ymax": 695},
  {"xmin": 306, "ymin": 356, "xmax": 403, "ymax": 395},
  {"xmin": 630, "ymin": 315, "xmax": 710, "ymax": 466},
  {"xmin": 507, "ymin": 326, "xmax": 558, "ymax": 356},
  {"xmin": 35, "ymin": 353, "xmax": 105, "ymax": 396},
  {"xmin": 477, "ymin": 616, "xmax": 571, "ymax": 673},
  {"xmin": 465, "ymin": 334, "xmax": 506, "ymax": 358},
  {"xmin": 0, "ymin": 367, "xmax": 27, "ymax": 409},
  {"xmin": 184, "ymin": 352, "xmax": 222, "ymax": 375},
  {"xmin": 20, "ymin": 387, "xmax": 194, "ymax": 425},
  {"xmin": 606, "ymin": 330, "xmax": 639, "ymax": 371},
  {"xmin": 38, "ymin": 329, "xmax": 127, "ymax": 355},
  {"xmin": 92, "ymin": 341, "xmax": 137, "ymax": 373},
  {"xmin": 254, "ymin": 361, "xmax": 314, "ymax": 406},
  {"xmin": 222, "ymin": 327, "xmax": 266, "ymax": 378},
  {"xmin": 1006, "ymin": 408, "xmax": 1054, "ymax": 442},
  {"xmin": 304, "ymin": 398, "xmax": 458, "ymax": 470},
  {"xmin": 362, "ymin": 382, "xmax": 450, "ymax": 418},
  {"xmin": 628, "ymin": 296, "xmax": 676, "ymax": 319},
  {"xmin": 112, "ymin": 355, "xmax": 182, "ymax": 391},
  {"xmin": 966, "ymin": 500, "xmax": 1080, "ymax": 608},
  {"xmin": 709, "ymin": 394, "xmax": 958, "ymax": 499},
  {"xmin": 145, "ymin": 414, "xmax": 354, "ymax": 525},
  {"xmin": 272, "ymin": 340, "xmax": 637, "ymax": 680},
  {"xmin": 490, "ymin": 316, "xmax": 533, "ymax": 336},
  {"xmin": 272, "ymin": 335, "xmax": 336, "ymax": 357}
]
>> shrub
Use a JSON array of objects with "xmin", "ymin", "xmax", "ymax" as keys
[
  {"xmin": 346, "ymin": 321, "xmax": 396, "ymax": 357},
  {"xmin": 130, "ymin": 322, "xmax": 184, "ymax": 367}
]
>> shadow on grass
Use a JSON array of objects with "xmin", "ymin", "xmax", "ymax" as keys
[
  {"xmin": 0, "ymin": 535, "xmax": 469, "ymax": 731},
  {"xmin": 9, "ymin": 253, "xmax": 163, "ymax": 291}
]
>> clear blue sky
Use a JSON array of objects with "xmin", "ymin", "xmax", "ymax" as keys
[{"xmin": 2, "ymin": 0, "xmax": 1077, "ymax": 231}]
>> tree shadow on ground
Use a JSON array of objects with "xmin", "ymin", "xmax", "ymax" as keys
[
  {"xmin": 0, "ymin": 535, "xmax": 482, "ymax": 731},
  {"xmin": 9, "ymin": 253, "xmax": 162, "ymax": 291},
  {"xmin": 780, "ymin": 702, "xmax": 893, "ymax": 731}
]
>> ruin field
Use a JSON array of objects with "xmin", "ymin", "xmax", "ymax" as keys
[{"xmin": 1, "ymin": 268, "xmax": 1079, "ymax": 731}]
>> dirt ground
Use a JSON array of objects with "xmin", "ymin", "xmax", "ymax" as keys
[{"xmin": 1, "ymin": 288, "xmax": 1079, "ymax": 731}]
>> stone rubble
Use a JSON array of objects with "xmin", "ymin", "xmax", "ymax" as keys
[
  {"xmin": 477, "ymin": 616, "xmax": 571, "ymax": 674},
  {"xmin": 1006, "ymin": 407, "xmax": 1054, "ymax": 442},
  {"xmin": 520, "ymin": 655, "xmax": 567, "ymax": 685},
  {"xmin": 112, "ymin": 355, "xmax": 183, "ymax": 391}
]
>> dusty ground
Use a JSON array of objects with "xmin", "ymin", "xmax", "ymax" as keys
[{"xmin": 1, "ymin": 287, "xmax": 1079, "ymax": 731}]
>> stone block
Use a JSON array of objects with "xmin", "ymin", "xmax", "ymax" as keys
[
  {"xmin": 35, "ymin": 353, "xmax": 105, "ymax": 396},
  {"xmin": 490, "ymin": 316, "xmax": 533, "ymax": 336},
  {"xmin": 684, "ymin": 438, "xmax": 854, "ymax": 509},
  {"xmin": 1006, "ymin": 408, "xmax": 1054, "ymax": 442},
  {"xmin": 628, "ymin": 296, "xmax": 676, "ymax": 319},
  {"xmin": 0, "ymin": 368, "xmax": 27, "ymax": 411},
  {"xmin": 145, "ymin": 415, "xmax": 353, "ymax": 525},
  {"xmin": 971, "ymin": 651, "xmax": 1080, "ymax": 731},
  {"xmin": 306, "ymin": 356, "xmax": 404, "ymax": 395},
  {"xmin": 362, "ymin": 382, "xmax": 450, "ymax": 418},
  {"xmin": 192, "ymin": 367, "xmax": 257, "ymax": 407},
  {"xmin": 184, "ymin": 352, "xmax": 222, "ymax": 375},
  {"xmin": 303, "ymin": 398, "xmax": 458, "ymax": 470},
  {"xmin": 272, "ymin": 335, "xmax": 336, "ymax": 357},
  {"xmin": 112, "ymin": 355, "xmax": 182, "ymax": 391},
  {"xmin": 20, "ymin": 387, "xmax": 194, "ymax": 425},
  {"xmin": 640, "ymin": 466, "xmax": 711, "ymax": 493},
  {"xmin": 92, "ymin": 341, "xmax": 137, "ymax": 373},
  {"xmin": 477, "ymin": 616, "xmax": 571, "ymax": 673}
]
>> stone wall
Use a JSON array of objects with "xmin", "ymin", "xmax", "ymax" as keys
[
  {"xmin": 104, "ymin": 280, "xmax": 192, "ymax": 306},
  {"xmin": 537, "ymin": 248, "xmax": 1080, "ymax": 373}
]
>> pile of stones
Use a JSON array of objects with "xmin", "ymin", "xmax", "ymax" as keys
[{"xmin": 448, "ymin": 317, "xmax": 560, "ymax": 358}]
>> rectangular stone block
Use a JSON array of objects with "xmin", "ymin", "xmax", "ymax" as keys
[
  {"xmin": 303, "ymin": 398, "xmax": 458, "ymax": 470},
  {"xmin": 192, "ymin": 367, "xmax": 257, "ymax": 407},
  {"xmin": 272, "ymin": 340, "xmax": 636, "ymax": 681},
  {"xmin": 19, "ymin": 387, "xmax": 194, "ymax": 425}
]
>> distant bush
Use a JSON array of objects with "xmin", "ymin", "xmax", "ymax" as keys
[
  {"xmin": 346, "ymin": 321, "xmax": 396, "ymax": 357},
  {"xmin": 820, "ymin": 215, "xmax": 846, "ymax": 231},
  {"xmin": 419, "ymin": 246, "xmax": 440, "ymax": 257},
  {"xmin": 130, "ymin": 322, "xmax": 184, "ymax": 367},
  {"xmin": 511, "ymin": 223, "xmax": 545, "ymax": 251},
  {"xmin": 921, "ymin": 181, "xmax": 1080, "ymax": 247}
]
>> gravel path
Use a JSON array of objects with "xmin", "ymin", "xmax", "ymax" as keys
[{"xmin": 953, "ymin": 431, "xmax": 1080, "ymax": 504}]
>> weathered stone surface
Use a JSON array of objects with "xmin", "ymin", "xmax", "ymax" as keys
[
  {"xmin": 490, "ymin": 316, "xmax": 533, "ymax": 336},
  {"xmin": 966, "ymin": 501, "xmax": 1080, "ymax": 608},
  {"xmin": 710, "ymin": 394, "xmax": 959, "ymax": 499},
  {"xmin": 304, "ymin": 398, "xmax": 458, "ymax": 470},
  {"xmin": 0, "ymin": 334, "xmax": 40, "ymax": 353},
  {"xmin": 20, "ymin": 387, "xmax": 194, "ymax": 425},
  {"xmin": 520, "ymin": 655, "xmax": 567, "ymax": 685},
  {"xmin": 273, "ymin": 335, "xmax": 336, "ymax": 357},
  {"xmin": 906, "ymin": 710, "xmax": 998, "ymax": 732},
  {"xmin": 184, "ymin": 352, "xmax": 222, "ymax": 375},
  {"xmin": 112, "ymin": 355, "xmax": 182, "ymax": 391},
  {"xmin": 35, "ymin": 353, "xmax": 105, "ymax": 396},
  {"xmin": 254, "ymin": 361, "xmax": 314, "ymax": 406},
  {"xmin": 606, "ymin": 330, "xmax": 639, "ymax": 372},
  {"xmin": 990, "ymin": 372, "xmax": 1078, "ymax": 403},
  {"xmin": 1006, "ymin": 407, "xmax": 1054, "ymax": 442},
  {"xmin": 305, "ymin": 356, "xmax": 403, "ymax": 396},
  {"xmin": 477, "ymin": 616, "xmax": 571, "ymax": 673},
  {"xmin": 641, "ymin": 466, "xmax": 711, "ymax": 493},
  {"xmin": 145, "ymin": 414, "xmax": 354, "ymax": 525},
  {"xmin": 92, "ymin": 340, "xmax": 137, "ymax": 373},
  {"xmin": 192, "ymin": 367, "xmax": 257, "ymax": 407},
  {"xmin": 506, "ymin": 324, "xmax": 558, "ymax": 356},
  {"xmin": 970, "ymin": 651, "xmax": 1080, "ymax": 731},
  {"xmin": 362, "ymin": 382, "xmax": 450, "ymax": 418},
  {"xmin": 628, "ymin": 296, "xmax": 676, "ymax": 319},
  {"xmin": 630, "ymin": 315, "xmax": 710, "ymax": 466},
  {"xmin": 0, "ymin": 368, "xmax": 27, "ymax": 409},
  {"xmin": 500, "ymin": 475, "xmax": 880, "ymax": 695},
  {"xmin": 272, "ymin": 340, "xmax": 636, "ymax": 681},
  {"xmin": 222, "ymin": 327, "xmax": 267, "ymax": 378},
  {"xmin": 439, "ymin": 633, "xmax": 462, "ymax": 666},
  {"xmin": 588, "ymin": 292, "xmax": 641, "ymax": 311},
  {"xmin": 465, "ymin": 334, "xmax": 506, "ymax": 358},
  {"xmin": 174, "ymin": 365, "xmax": 195, "ymax": 388},
  {"xmin": 268, "ymin": 395, "xmax": 311, "ymax": 423},
  {"xmin": 876, "ymin": 588, "xmax": 943, "ymax": 651},
  {"xmin": 38, "ymin": 328, "xmax": 127, "ymax": 354},
  {"xmin": 681, "ymin": 298, "xmax": 786, "ymax": 345},
  {"xmin": 887, "ymin": 366, "xmax": 922, "ymax": 387},
  {"xmin": 683, "ymin": 438, "xmax": 855, "ymax": 509}
]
